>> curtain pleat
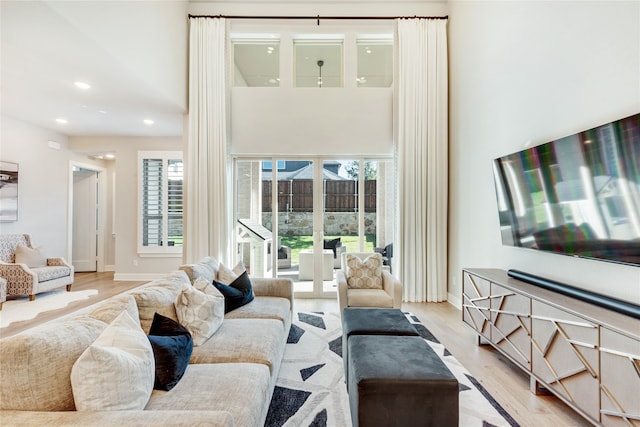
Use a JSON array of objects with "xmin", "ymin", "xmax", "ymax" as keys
[
  {"xmin": 397, "ymin": 18, "xmax": 449, "ymax": 302},
  {"xmin": 185, "ymin": 18, "xmax": 231, "ymax": 264}
]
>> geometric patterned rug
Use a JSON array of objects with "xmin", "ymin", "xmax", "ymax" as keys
[{"xmin": 265, "ymin": 311, "xmax": 521, "ymax": 427}]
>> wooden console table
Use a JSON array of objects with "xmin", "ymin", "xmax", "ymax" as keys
[{"xmin": 462, "ymin": 268, "xmax": 640, "ymax": 427}]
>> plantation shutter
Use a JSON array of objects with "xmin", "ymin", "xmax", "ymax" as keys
[{"xmin": 142, "ymin": 158, "xmax": 163, "ymax": 246}]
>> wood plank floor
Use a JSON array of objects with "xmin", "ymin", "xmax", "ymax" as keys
[{"xmin": 1, "ymin": 272, "xmax": 590, "ymax": 426}]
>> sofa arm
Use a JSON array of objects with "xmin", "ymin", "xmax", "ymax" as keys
[
  {"xmin": 0, "ymin": 262, "xmax": 36, "ymax": 287},
  {"xmin": 382, "ymin": 270, "xmax": 403, "ymax": 309},
  {"xmin": 47, "ymin": 257, "xmax": 73, "ymax": 269},
  {"xmin": 0, "ymin": 410, "xmax": 235, "ymax": 427},
  {"xmin": 336, "ymin": 269, "xmax": 348, "ymax": 316},
  {"xmin": 251, "ymin": 277, "xmax": 294, "ymax": 309}
]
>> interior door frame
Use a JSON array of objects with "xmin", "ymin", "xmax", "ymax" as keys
[{"xmin": 67, "ymin": 161, "xmax": 107, "ymax": 272}]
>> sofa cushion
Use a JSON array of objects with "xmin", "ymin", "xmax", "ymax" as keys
[
  {"xmin": 213, "ymin": 271, "xmax": 255, "ymax": 313},
  {"xmin": 224, "ymin": 296, "xmax": 292, "ymax": 332},
  {"xmin": 347, "ymin": 288, "xmax": 394, "ymax": 308},
  {"xmin": 179, "ymin": 262, "xmax": 215, "ymax": 284},
  {"xmin": 146, "ymin": 363, "xmax": 271, "ymax": 427},
  {"xmin": 174, "ymin": 279, "xmax": 224, "ymax": 346},
  {"xmin": 32, "ymin": 265, "xmax": 72, "ymax": 282},
  {"xmin": 148, "ymin": 313, "xmax": 193, "ymax": 391},
  {"xmin": 71, "ymin": 311, "xmax": 155, "ymax": 411},
  {"xmin": 131, "ymin": 270, "xmax": 190, "ymax": 333},
  {"xmin": 346, "ymin": 253, "xmax": 383, "ymax": 289},
  {"xmin": 87, "ymin": 294, "xmax": 139, "ymax": 325},
  {"xmin": 0, "ymin": 316, "xmax": 107, "ymax": 411},
  {"xmin": 14, "ymin": 243, "xmax": 46, "ymax": 267},
  {"xmin": 190, "ymin": 318, "xmax": 285, "ymax": 376},
  {"xmin": 216, "ymin": 261, "xmax": 245, "ymax": 284}
]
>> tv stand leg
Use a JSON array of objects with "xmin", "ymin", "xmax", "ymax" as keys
[{"xmin": 530, "ymin": 376, "xmax": 552, "ymax": 395}]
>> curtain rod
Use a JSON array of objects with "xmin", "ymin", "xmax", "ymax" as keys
[{"xmin": 188, "ymin": 14, "xmax": 447, "ymax": 24}]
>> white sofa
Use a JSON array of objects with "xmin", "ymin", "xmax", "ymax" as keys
[{"xmin": 0, "ymin": 257, "xmax": 293, "ymax": 427}]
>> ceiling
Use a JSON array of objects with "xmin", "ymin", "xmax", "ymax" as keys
[{"xmin": 1, "ymin": 1, "xmax": 189, "ymax": 137}]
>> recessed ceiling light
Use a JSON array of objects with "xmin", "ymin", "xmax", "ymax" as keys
[
  {"xmin": 105, "ymin": 153, "xmax": 115, "ymax": 159},
  {"xmin": 56, "ymin": 118, "xmax": 68, "ymax": 124},
  {"xmin": 99, "ymin": 110, "xmax": 108, "ymax": 114},
  {"xmin": 144, "ymin": 119, "xmax": 154, "ymax": 125},
  {"xmin": 74, "ymin": 81, "xmax": 91, "ymax": 90}
]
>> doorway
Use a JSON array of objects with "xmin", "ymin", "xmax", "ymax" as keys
[{"xmin": 68, "ymin": 162, "xmax": 106, "ymax": 273}]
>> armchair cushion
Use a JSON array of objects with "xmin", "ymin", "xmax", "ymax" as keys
[
  {"xmin": 32, "ymin": 266, "xmax": 72, "ymax": 282},
  {"xmin": 15, "ymin": 244, "xmax": 46, "ymax": 268},
  {"xmin": 345, "ymin": 253, "xmax": 383, "ymax": 289}
]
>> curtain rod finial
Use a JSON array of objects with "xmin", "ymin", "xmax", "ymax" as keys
[{"xmin": 317, "ymin": 15, "xmax": 320, "ymax": 26}]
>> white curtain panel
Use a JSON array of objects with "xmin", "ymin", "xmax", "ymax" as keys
[
  {"xmin": 185, "ymin": 17, "xmax": 231, "ymax": 264},
  {"xmin": 397, "ymin": 18, "xmax": 449, "ymax": 302}
]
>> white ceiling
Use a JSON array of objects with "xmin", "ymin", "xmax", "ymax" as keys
[{"xmin": 1, "ymin": 0, "xmax": 189, "ymax": 137}]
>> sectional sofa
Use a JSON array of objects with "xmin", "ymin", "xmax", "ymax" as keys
[{"xmin": 0, "ymin": 257, "xmax": 293, "ymax": 427}]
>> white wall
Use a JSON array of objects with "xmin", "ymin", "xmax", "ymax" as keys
[
  {"xmin": 448, "ymin": 1, "xmax": 640, "ymax": 305},
  {"xmin": 70, "ymin": 136, "xmax": 184, "ymax": 280},
  {"xmin": 0, "ymin": 115, "xmax": 108, "ymax": 261}
]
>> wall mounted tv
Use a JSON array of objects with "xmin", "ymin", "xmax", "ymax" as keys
[{"xmin": 493, "ymin": 113, "xmax": 640, "ymax": 266}]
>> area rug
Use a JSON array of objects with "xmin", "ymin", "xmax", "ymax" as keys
[
  {"xmin": 265, "ymin": 311, "xmax": 520, "ymax": 427},
  {"xmin": 0, "ymin": 289, "xmax": 98, "ymax": 329}
]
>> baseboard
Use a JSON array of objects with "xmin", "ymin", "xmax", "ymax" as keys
[
  {"xmin": 113, "ymin": 272, "xmax": 165, "ymax": 281},
  {"xmin": 447, "ymin": 292, "xmax": 462, "ymax": 310}
]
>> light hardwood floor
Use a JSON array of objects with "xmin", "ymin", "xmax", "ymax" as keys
[{"xmin": 1, "ymin": 272, "xmax": 590, "ymax": 426}]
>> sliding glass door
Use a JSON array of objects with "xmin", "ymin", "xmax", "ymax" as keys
[{"xmin": 234, "ymin": 157, "xmax": 395, "ymax": 298}]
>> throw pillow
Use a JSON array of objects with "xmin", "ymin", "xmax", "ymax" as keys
[
  {"xmin": 174, "ymin": 281, "xmax": 224, "ymax": 346},
  {"xmin": 213, "ymin": 271, "xmax": 255, "ymax": 313},
  {"xmin": 346, "ymin": 253, "xmax": 383, "ymax": 289},
  {"xmin": 323, "ymin": 238, "xmax": 342, "ymax": 258},
  {"xmin": 15, "ymin": 244, "xmax": 47, "ymax": 268},
  {"xmin": 216, "ymin": 261, "xmax": 245, "ymax": 284},
  {"xmin": 70, "ymin": 311, "xmax": 155, "ymax": 411},
  {"xmin": 147, "ymin": 313, "xmax": 193, "ymax": 391}
]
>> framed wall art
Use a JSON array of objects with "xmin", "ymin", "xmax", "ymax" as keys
[{"xmin": 0, "ymin": 161, "xmax": 19, "ymax": 222}]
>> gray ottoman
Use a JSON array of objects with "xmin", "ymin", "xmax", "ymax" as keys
[
  {"xmin": 342, "ymin": 308, "xmax": 419, "ymax": 387},
  {"xmin": 348, "ymin": 335, "xmax": 459, "ymax": 427}
]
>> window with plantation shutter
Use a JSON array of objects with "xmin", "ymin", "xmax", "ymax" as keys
[{"xmin": 138, "ymin": 151, "xmax": 183, "ymax": 255}]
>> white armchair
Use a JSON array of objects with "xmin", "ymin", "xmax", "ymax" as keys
[
  {"xmin": 0, "ymin": 234, "xmax": 74, "ymax": 301},
  {"xmin": 337, "ymin": 252, "xmax": 402, "ymax": 316}
]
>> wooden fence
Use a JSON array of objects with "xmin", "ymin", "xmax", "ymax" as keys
[{"xmin": 262, "ymin": 179, "xmax": 376, "ymax": 212}]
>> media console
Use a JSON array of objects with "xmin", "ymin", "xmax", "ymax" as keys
[{"xmin": 462, "ymin": 268, "xmax": 640, "ymax": 427}]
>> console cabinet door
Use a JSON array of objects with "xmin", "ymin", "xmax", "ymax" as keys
[
  {"xmin": 531, "ymin": 300, "xmax": 600, "ymax": 423},
  {"xmin": 490, "ymin": 283, "xmax": 531, "ymax": 370},
  {"xmin": 462, "ymin": 271, "xmax": 492, "ymax": 339},
  {"xmin": 600, "ymin": 327, "xmax": 640, "ymax": 427}
]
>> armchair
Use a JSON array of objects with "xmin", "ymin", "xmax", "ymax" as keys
[
  {"xmin": 0, "ymin": 234, "xmax": 74, "ymax": 301},
  {"xmin": 337, "ymin": 252, "xmax": 402, "ymax": 316}
]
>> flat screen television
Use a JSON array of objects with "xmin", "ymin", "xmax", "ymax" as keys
[{"xmin": 493, "ymin": 113, "xmax": 640, "ymax": 266}]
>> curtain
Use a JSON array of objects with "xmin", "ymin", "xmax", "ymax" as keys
[
  {"xmin": 396, "ymin": 18, "xmax": 449, "ymax": 302},
  {"xmin": 184, "ymin": 17, "xmax": 231, "ymax": 264}
]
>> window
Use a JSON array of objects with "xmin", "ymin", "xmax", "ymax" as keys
[
  {"xmin": 357, "ymin": 36, "xmax": 393, "ymax": 87},
  {"xmin": 293, "ymin": 38, "xmax": 343, "ymax": 88},
  {"xmin": 138, "ymin": 151, "xmax": 183, "ymax": 255},
  {"xmin": 262, "ymin": 160, "xmax": 286, "ymax": 171},
  {"xmin": 232, "ymin": 36, "xmax": 280, "ymax": 87}
]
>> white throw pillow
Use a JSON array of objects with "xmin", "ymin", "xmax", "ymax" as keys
[
  {"xmin": 216, "ymin": 261, "xmax": 245, "ymax": 284},
  {"xmin": 346, "ymin": 253, "xmax": 383, "ymax": 289},
  {"xmin": 15, "ymin": 244, "xmax": 47, "ymax": 268},
  {"xmin": 70, "ymin": 311, "xmax": 155, "ymax": 411},
  {"xmin": 174, "ymin": 279, "xmax": 224, "ymax": 346}
]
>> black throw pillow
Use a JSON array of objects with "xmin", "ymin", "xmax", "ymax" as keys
[
  {"xmin": 147, "ymin": 313, "xmax": 193, "ymax": 391},
  {"xmin": 323, "ymin": 238, "xmax": 342, "ymax": 258},
  {"xmin": 213, "ymin": 270, "xmax": 255, "ymax": 313}
]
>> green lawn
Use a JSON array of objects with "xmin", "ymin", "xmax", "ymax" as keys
[{"xmin": 279, "ymin": 234, "xmax": 376, "ymax": 265}]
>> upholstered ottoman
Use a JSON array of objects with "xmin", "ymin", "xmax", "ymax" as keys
[
  {"xmin": 348, "ymin": 335, "xmax": 459, "ymax": 427},
  {"xmin": 342, "ymin": 308, "xmax": 419, "ymax": 386},
  {"xmin": 0, "ymin": 277, "xmax": 6, "ymax": 310}
]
